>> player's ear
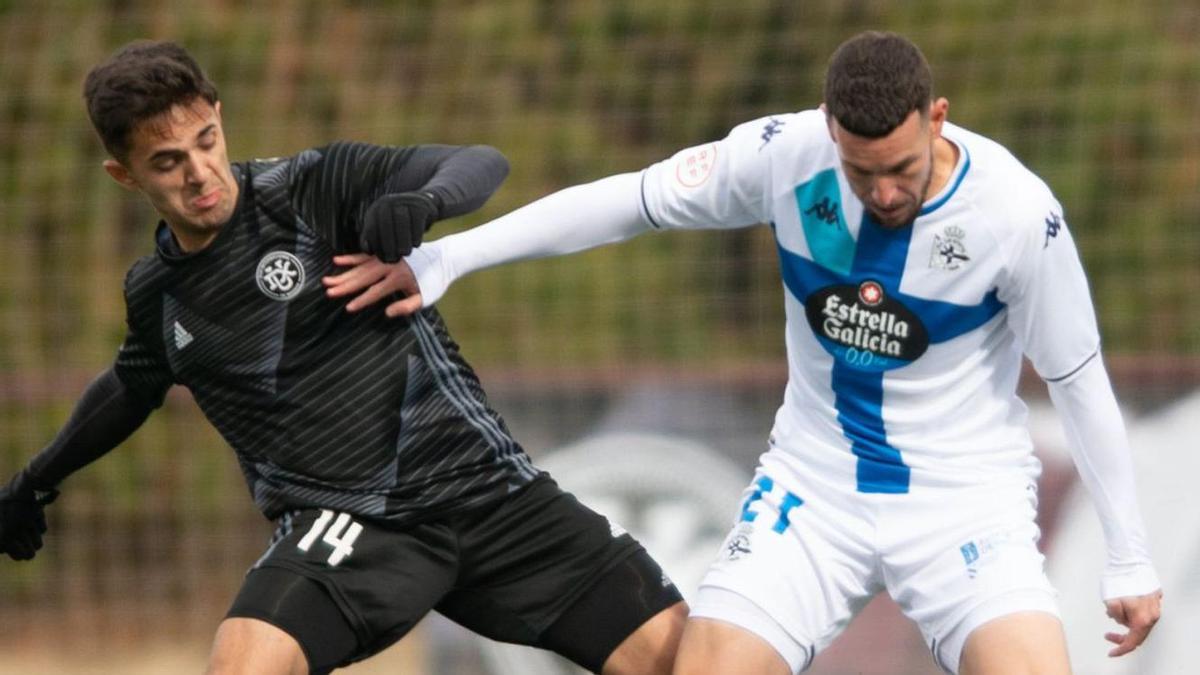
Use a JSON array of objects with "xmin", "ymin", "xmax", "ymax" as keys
[
  {"xmin": 820, "ymin": 103, "xmax": 836, "ymax": 141},
  {"xmin": 927, "ymin": 97, "xmax": 949, "ymax": 137},
  {"xmin": 103, "ymin": 159, "xmax": 139, "ymax": 191}
]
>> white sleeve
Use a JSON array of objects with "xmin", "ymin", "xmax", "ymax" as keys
[
  {"xmin": 1000, "ymin": 203, "xmax": 1101, "ymax": 381},
  {"xmin": 1000, "ymin": 194, "xmax": 1159, "ymax": 599},
  {"xmin": 639, "ymin": 117, "xmax": 774, "ymax": 230},
  {"xmin": 1046, "ymin": 357, "xmax": 1160, "ymax": 600},
  {"xmin": 406, "ymin": 172, "xmax": 652, "ymax": 307}
]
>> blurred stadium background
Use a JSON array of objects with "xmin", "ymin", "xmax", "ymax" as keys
[{"xmin": 0, "ymin": 1, "xmax": 1196, "ymax": 673}]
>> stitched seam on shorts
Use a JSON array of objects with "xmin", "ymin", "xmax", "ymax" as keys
[{"xmin": 252, "ymin": 559, "xmax": 374, "ymax": 645}]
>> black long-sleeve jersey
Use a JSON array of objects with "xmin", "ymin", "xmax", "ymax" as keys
[{"xmin": 112, "ymin": 142, "xmax": 539, "ymax": 524}]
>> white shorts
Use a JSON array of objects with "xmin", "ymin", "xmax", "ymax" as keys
[{"xmin": 689, "ymin": 467, "xmax": 1059, "ymax": 673}]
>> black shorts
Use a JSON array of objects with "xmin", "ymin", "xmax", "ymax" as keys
[{"xmin": 227, "ymin": 474, "xmax": 682, "ymax": 671}]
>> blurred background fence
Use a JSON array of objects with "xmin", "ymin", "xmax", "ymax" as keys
[{"xmin": 0, "ymin": 1, "xmax": 1197, "ymax": 673}]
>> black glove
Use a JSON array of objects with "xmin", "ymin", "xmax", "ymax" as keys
[
  {"xmin": 0, "ymin": 469, "xmax": 58, "ymax": 561},
  {"xmin": 359, "ymin": 191, "xmax": 442, "ymax": 263}
]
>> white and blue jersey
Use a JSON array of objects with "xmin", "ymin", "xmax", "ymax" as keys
[
  {"xmin": 413, "ymin": 106, "xmax": 1158, "ymax": 670},
  {"xmin": 639, "ymin": 110, "xmax": 1100, "ymax": 494}
]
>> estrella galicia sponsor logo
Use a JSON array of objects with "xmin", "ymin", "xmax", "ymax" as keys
[
  {"xmin": 256, "ymin": 250, "xmax": 306, "ymax": 301},
  {"xmin": 804, "ymin": 281, "xmax": 929, "ymax": 371},
  {"xmin": 858, "ymin": 280, "xmax": 884, "ymax": 306}
]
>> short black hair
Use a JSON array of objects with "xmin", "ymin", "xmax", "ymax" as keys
[
  {"xmin": 824, "ymin": 31, "xmax": 932, "ymax": 138},
  {"xmin": 83, "ymin": 40, "xmax": 219, "ymax": 162}
]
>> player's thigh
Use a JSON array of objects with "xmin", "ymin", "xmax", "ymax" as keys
[
  {"xmin": 884, "ymin": 480, "xmax": 1060, "ymax": 673},
  {"xmin": 689, "ymin": 471, "xmax": 879, "ymax": 671},
  {"xmin": 675, "ymin": 615, "xmax": 792, "ymax": 675},
  {"xmin": 540, "ymin": 550, "xmax": 687, "ymax": 675},
  {"xmin": 207, "ymin": 616, "xmax": 308, "ymax": 675},
  {"xmin": 223, "ymin": 567, "xmax": 361, "ymax": 674},
  {"xmin": 598, "ymin": 600, "xmax": 687, "ymax": 675},
  {"xmin": 959, "ymin": 611, "xmax": 1070, "ymax": 675},
  {"xmin": 439, "ymin": 475, "xmax": 681, "ymax": 671},
  {"xmin": 235, "ymin": 508, "xmax": 459, "ymax": 670}
]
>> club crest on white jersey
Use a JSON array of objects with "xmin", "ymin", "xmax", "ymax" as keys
[{"xmin": 930, "ymin": 225, "xmax": 971, "ymax": 270}]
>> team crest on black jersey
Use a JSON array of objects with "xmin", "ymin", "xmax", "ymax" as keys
[
  {"xmin": 805, "ymin": 281, "xmax": 929, "ymax": 371},
  {"xmin": 930, "ymin": 225, "xmax": 970, "ymax": 271},
  {"xmin": 256, "ymin": 251, "xmax": 306, "ymax": 301}
]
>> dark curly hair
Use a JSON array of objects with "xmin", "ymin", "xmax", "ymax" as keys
[
  {"xmin": 824, "ymin": 31, "xmax": 933, "ymax": 138},
  {"xmin": 83, "ymin": 40, "xmax": 219, "ymax": 162}
]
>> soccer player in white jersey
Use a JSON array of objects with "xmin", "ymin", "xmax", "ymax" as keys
[{"xmin": 326, "ymin": 31, "xmax": 1162, "ymax": 674}]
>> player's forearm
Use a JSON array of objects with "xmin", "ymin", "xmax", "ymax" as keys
[
  {"xmin": 408, "ymin": 144, "xmax": 510, "ymax": 220},
  {"xmin": 25, "ymin": 368, "xmax": 153, "ymax": 487},
  {"xmin": 1046, "ymin": 356, "xmax": 1160, "ymax": 598},
  {"xmin": 409, "ymin": 172, "xmax": 651, "ymax": 305}
]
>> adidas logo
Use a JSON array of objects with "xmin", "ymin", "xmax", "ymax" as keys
[{"xmin": 174, "ymin": 321, "xmax": 194, "ymax": 349}]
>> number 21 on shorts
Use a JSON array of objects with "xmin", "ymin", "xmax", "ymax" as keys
[
  {"xmin": 297, "ymin": 509, "xmax": 363, "ymax": 566},
  {"xmin": 739, "ymin": 476, "xmax": 804, "ymax": 533}
]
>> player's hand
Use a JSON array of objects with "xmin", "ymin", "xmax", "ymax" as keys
[
  {"xmin": 359, "ymin": 191, "xmax": 441, "ymax": 263},
  {"xmin": 1103, "ymin": 589, "xmax": 1162, "ymax": 657},
  {"xmin": 323, "ymin": 253, "xmax": 422, "ymax": 317},
  {"xmin": 0, "ymin": 470, "xmax": 59, "ymax": 561}
]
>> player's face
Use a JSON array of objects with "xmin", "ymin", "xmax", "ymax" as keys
[
  {"xmin": 103, "ymin": 99, "xmax": 238, "ymax": 251},
  {"xmin": 828, "ymin": 102, "xmax": 946, "ymax": 229}
]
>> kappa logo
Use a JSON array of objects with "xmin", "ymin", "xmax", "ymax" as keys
[
  {"xmin": 1044, "ymin": 212, "xmax": 1062, "ymax": 249},
  {"xmin": 803, "ymin": 196, "xmax": 842, "ymax": 228},
  {"xmin": 256, "ymin": 251, "xmax": 305, "ymax": 301},
  {"xmin": 173, "ymin": 321, "xmax": 194, "ymax": 350},
  {"xmin": 759, "ymin": 117, "xmax": 785, "ymax": 150},
  {"xmin": 930, "ymin": 225, "xmax": 971, "ymax": 270}
]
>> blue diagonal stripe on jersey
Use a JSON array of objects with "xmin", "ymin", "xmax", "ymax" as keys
[
  {"xmin": 776, "ymin": 172, "xmax": 1004, "ymax": 493},
  {"xmin": 795, "ymin": 169, "xmax": 855, "ymax": 275}
]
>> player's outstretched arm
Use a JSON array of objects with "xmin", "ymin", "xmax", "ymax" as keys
[
  {"xmin": 325, "ymin": 171, "xmax": 652, "ymax": 316},
  {"xmin": 359, "ymin": 144, "xmax": 509, "ymax": 263},
  {"xmin": 0, "ymin": 368, "xmax": 153, "ymax": 561}
]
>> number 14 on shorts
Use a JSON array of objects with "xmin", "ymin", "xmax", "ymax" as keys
[{"xmin": 297, "ymin": 510, "xmax": 363, "ymax": 566}]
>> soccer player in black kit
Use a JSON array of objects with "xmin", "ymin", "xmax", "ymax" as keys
[{"xmin": 0, "ymin": 41, "xmax": 685, "ymax": 674}]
